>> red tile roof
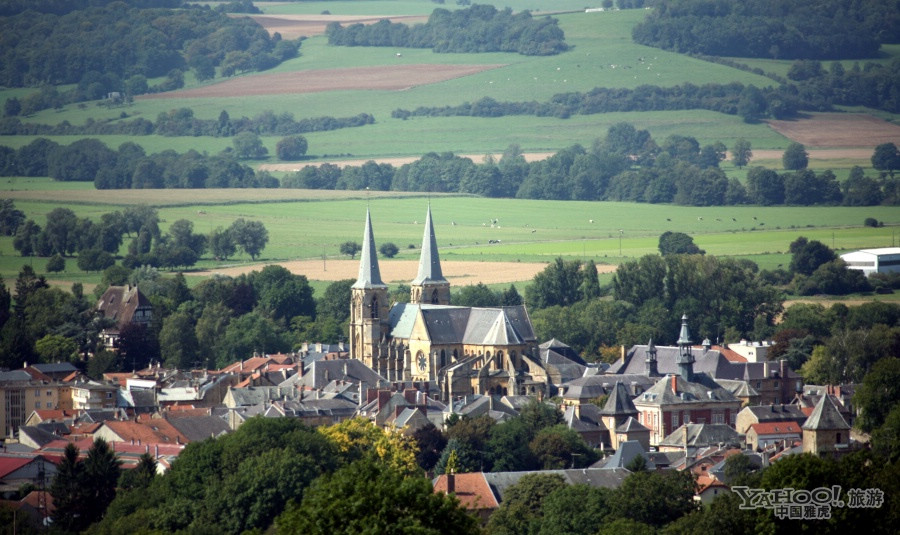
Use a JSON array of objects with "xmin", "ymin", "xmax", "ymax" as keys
[
  {"xmin": 101, "ymin": 419, "xmax": 189, "ymax": 445},
  {"xmin": 0, "ymin": 457, "xmax": 33, "ymax": 478},
  {"xmin": 750, "ymin": 422, "xmax": 802, "ymax": 435},
  {"xmin": 433, "ymin": 473, "xmax": 499, "ymax": 511},
  {"xmin": 31, "ymin": 409, "xmax": 78, "ymax": 422},
  {"xmin": 711, "ymin": 345, "xmax": 747, "ymax": 363}
]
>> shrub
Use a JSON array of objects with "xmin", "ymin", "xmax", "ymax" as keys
[{"xmin": 46, "ymin": 254, "xmax": 65, "ymax": 272}]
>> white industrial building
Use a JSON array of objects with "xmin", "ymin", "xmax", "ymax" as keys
[{"xmin": 839, "ymin": 247, "xmax": 900, "ymax": 276}]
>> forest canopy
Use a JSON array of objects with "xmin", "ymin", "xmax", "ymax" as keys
[
  {"xmin": 632, "ymin": 0, "xmax": 900, "ymax": 59},
  {"xmin": 326, "ymin": 4, "xmax": 568, "ymax": 56}
]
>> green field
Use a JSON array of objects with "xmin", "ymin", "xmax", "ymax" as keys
[
  {"xmin": 2, "ymin": 9, "xmax": 798, "ymax": 162},
  {"xmin": 3, "ymin": 189, "xmax": 898, "ymax": 287}
]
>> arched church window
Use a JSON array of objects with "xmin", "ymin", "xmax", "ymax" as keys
[
  {"xmin": 431, "ymin": 289, "xmax": 439, "ymax": 304},
  {"xmin": 370, "ymin": 297, "xmax": 379, "ymax": 319}
]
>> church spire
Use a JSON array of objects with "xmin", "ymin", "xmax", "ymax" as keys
[
  {"xmin": 412, "ymin": 204, "xmax": 447, "ymax": 285},
  {"xmin": 352, "ymin": 208, "xmax": 387, "ymax": 289},
  {"xmin": 410, "ymin": 204, "xmax": 450, "ymax": 305}
]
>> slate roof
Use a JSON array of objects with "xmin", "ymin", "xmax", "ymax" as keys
[
  {"xmin": 17, "ymin": 426, "xmax": 63, "ymax": 448},
  {"xmin": 389, "ymin": 304, "xmax": 536, "ymax": 346},
  {"xmin": 741, "ymin": 404, "xmax": 807, "ymax": 423},
  {"xmin": 352, "ymin": 208, "xmax": 388, "ymax": 290},
  {"xmin": 482, "ymin": 467, "xmax": 630, "ymax": 502},
  {"xmin": 560, "ymin": 374, "xmax": 656, "ymax": 401},
  {"xmin": 227, "ymin": 386, "xmax": 300, "ymax": 406},
  {"xmin": 411, "ymin": 205, "xmax": 448, "ymax": 286},
  {"xmin": 600, "ymin": 381, "xmax": 639, "ymax": 416},
  {"xmin": 597, "ymin": 440, "xmax": 656, "ymax": 470},
  {"xmin": 96, "ymin": 285, "xmax": 150, "ymax": 327},
  {"xmin": 290, "ymin": 359, "xmax": 386, "ymax": 390},
  {"xmin": 802, "ymin": 395, "xmax": 850, "ymax": 431},
  {"xmin": 659, "ymin": 423, "xmax": 742, "ymax": 448},
  {"xmin": 635, "ymin": 373, "xmax": 738, "ymax": 406},
  {"xmin": 616, "ymin": 417, "xmax": 649, "ymax": 434},
  {"xmin": 610, "ymin": 343, "xmax": 800, "ymax": 382},
  {"xmin": 164, "ymin": 415, "xmax": 231, "ymax": 442}
]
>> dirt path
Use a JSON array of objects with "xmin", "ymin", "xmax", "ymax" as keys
[
  {"xmin": 189, "ymin": 259, "xmax": 563, "ymax": 285},
  {"xmin": 259, "ymin": 152, "xmax": 557, "ymax": 171}
]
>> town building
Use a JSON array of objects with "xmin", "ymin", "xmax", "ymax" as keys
[{"xmin": 95, "ymin": 285, "xmax": 153, "ymax": 348}]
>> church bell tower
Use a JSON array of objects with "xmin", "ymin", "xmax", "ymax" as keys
[{"xmin": 349, "ymin": 209, "xmax": 390, "ymax": 369}]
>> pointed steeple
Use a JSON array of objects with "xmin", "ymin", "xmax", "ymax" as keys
[
  {"xmin": 412, "ymin": 204, "xmax": 447, "ymax": 285},
  {"xmin": 645, "ymin": 338, "xmax": 659, "ymax": 377},
  {"xmin": 410, "ymin": 205, "xmax": 450, "ymax": 305},
  {"xmin": 352, "ymin": 208, "xmax": 387, "ymax": 289},
  {"xmin": 676, "ymin": 314, "xmax": 694, "ymax": 382}
]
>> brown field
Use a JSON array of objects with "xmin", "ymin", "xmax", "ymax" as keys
[
  {"xmin": 247, "ymin": 14, "xmax": 430, "ymax": 39},
  {"xmin": 189, "ymin": 259, "xmax": 571, "ymax": 286},
  {"xmin": 139, "ymin": 64, "xmax": 505, "ymax": 99},
  {"xmin": 768, "ymin": 113, "xmax": 900, "ymax": 148}
]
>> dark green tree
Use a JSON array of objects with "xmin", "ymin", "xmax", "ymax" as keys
[
  {"xmin": 525, "ymin": 257, "xmax": 584, "ymax": 309},
  {"xmin": 275, "ymin": 457, "xmax": 480, "ymax": 535},
  {"xmin": 50, "ymin": 443, "xmax": 89, "ymax": 533},
  {"xmin": 455, "ymin": 283, "xmax": 500, "ymax": 307},
  {"xmin": 731, "ymin": 138, "xmax": 753, "ymax": 168},
  {"xmin": 609, "ymin": 470, "xmax": 696, "ymax": 528},
  {"xmin": 486, "ymin": 473, "xmax": 567, "ymax": 535},
  {"xmin": 658, "ymin": 231, "xmax": 704, "ymax": 255},
  {"xmin": 209, "ymin": 226, "xmax": 236, "ymax": 260},
  {"xmin": 232, "ymin": 132, "xmax": 268, "ymax": 159},
  {"xmin": 317, "ymin": 279, "xmax": 354, "ymax": 322},
  {"xmin": 782, "ymin": 142, "xmax": 809, "ymax": 170},
  {"xmin": 378, "ymin": 241, "xmax": 399, "ymax": 258},
  {"xmin": 229, "ymin": 218, "xmax": 269, "ymax": 260},
  {"xmin": 872, "ymin": 142, "xmax": 900, "ymax": 178},
  {"xmin": 276, "ymin": 135, "xmax": 308, "ymax": 160},
  {"xmin": 789, "ymin": 237, "xmax": 836, "ymax": 276},
  {"xmin": 855, "ymin": 357, "xmax": 900, "ymax": 433}
]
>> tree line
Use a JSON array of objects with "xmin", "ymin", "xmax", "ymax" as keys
[
  {"xmin": 1, "ymin": 104, "xmax": 373, "ymax": 137},
  {"xmin": 393, "ymin": 58, "xmax": 900, "ymax": 120},
  {"xmin": 326, "ymin": 4, "xmax": 568, "ymax": 56},
  {"xmin": 283, "ymin": 125, "xmax": 900, "ymax": 206},
  {"xmin": 0, "ymin": 2, "xmax": 299, "ymax": 111},
  {"xmin": 631, "ymin": 0, "xmax": 900, "ymax": 60}
]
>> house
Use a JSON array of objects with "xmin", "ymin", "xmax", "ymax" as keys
[
  {"xmin": 840, "ymin": 247, "xmax": 900, "ymax": 276},
  {"xmin": 630, "ymin": 316, "xmax": 742, "ymax": 446},
  {"xmin": 349, "ymin": 207, "xmax": 551, "ymax": 400},
  {"xmin": 95, "ymin": 285, "xmax": 152, "ymax": 348},
  {"xmin": 657, "ymin": 423, "xmax": 742, "ymax": 454},
  {"xmin": 735, "ymin": 403, "xmax": 807, "ymax": 435},
  {"xmin": 69, "ymin": 379, "xmax": 118, "ymax": 410},
  {"xmin": 0, "ymin": 455, "xmax": 58, "ymax": 494},
  {"xmin": 93, "ymin": 416, "xmax": 189, "ymax": 445},
  {"xmin": 433, "ymin": 472, "xmax": 499, "ymax": 523},
  {"xmin": 801, "ymin": 394, "xmax": 851, "ymax": 456},
  {"xmin": 609, "ymin": 336, "xmax": 800, "ymax": 404},
  {"xmin": 746, "ymin": 421, "xmax": 802, "ymax": 451},
  {"xmin": 562, "ymin": 403, "xmax": 608, "ymax": 448},
  {"xmin": 695, "ymin": 473, "xmax": 730, "ymax": 505}
]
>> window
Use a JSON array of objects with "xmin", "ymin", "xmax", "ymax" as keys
[
  {"xmin": 672, "ymin": 412, "xmax": 679, "ymax": 429},
  {"xmin": 46, "ymin": 390, "xmax": 52, "ymax": 396},
  {"xmin": 35, "ymin": 402, "xmax": 40, "ymax": 409},
  {"xmin": 106, "ymin": 392, "xmax": 113, "ymax": 399},
  {"xmin": 713, "ymin": 411, "xmax": 724, "ymax": 424},
  {"xmin": 774, "ymin": 381, "xmax": 779, "ymax": 388},
  {"xmin": 46, "ymin": 402, "xmax": 52, "ymax": 408},
  {"xmin": 35, "ymin": 390, "xmax": 40, "ymax": 397}
]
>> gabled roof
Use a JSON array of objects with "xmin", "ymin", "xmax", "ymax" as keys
[
  {"xmin": 0, "ymin": 457, "xmax": 33, "ymax": 479},
  {"xmin": 100, "ymin": 418, "xmax": 189, "ymax": 444},
  {"xmin": 635, "ymin": 373, "xmax": 738, "ymax": 406},
  {"xmin": 96, "ymin": 285, "xmax": 150, "ymax": 327},
  {"xmin": 749, "ymin": 421, "xmax": 801, "ymax": 436},
  {"xmin": 390, "ymin": 304, "xmax": 536, "ymax": 347},
  {"xmin": 433, "ymin": 472, "xmax": 499, "ymax": 510},
  {"xmin": 659, "ymin": 423, "xmax": 742, "ymax": 448},
  {"xmin": 802, "ymin": 395, "xmax": 850, "ymax": 431}
]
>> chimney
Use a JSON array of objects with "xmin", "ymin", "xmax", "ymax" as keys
[
  {"xmin": 573, "ymin": 403, "xmax": 581, "ymax": 420},
  {"xmin": 155, "ymin": 444, "xmax": 159, "ymax": 457},
  {"xmin": 446, "ymin": 472, "xmax": 455, "ymax": 494},
  {"xmin": 670, "ymin": 375, "xmax": 678, "ymax": 395}
]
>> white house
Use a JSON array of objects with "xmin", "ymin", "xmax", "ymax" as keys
[{"xmin": 840, "ymin": 247, "xmax": 900, "ymax": 276}]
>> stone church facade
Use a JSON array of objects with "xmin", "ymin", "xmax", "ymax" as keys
[{"xmin": 349, "ymin": 206, "xmax": 549, "ymax": 401}]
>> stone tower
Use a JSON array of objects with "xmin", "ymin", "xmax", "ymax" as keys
[{"xmin": 349, "ymin": 208, "xmax": 390, "ymax": 370}]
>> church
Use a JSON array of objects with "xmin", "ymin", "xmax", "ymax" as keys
[{"xmin": 349, "ymin": 206, "xmax": 550, "ymax": 401}]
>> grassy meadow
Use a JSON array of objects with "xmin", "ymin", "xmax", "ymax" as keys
[{"xmin": 2, "ymin": 185, "xmax": 898, "ymax": 290}]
